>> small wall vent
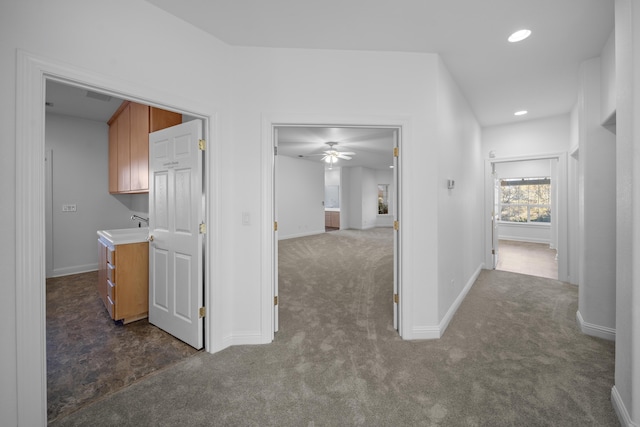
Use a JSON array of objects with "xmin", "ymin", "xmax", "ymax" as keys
[{"xmin": 85, "ymin": 90, "xmax": 113, "ymax": 102}]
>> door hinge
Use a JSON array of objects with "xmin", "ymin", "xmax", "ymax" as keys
[
  {"xmin": 274, "ymin": 146, "xmax": 278, "ymax": 156},
  {"xmin": 492, "ymin": 249, "xmax": 495, "ymax": 255},
  {"xmin": 274, "ymin": 296, "xmax": 278, "ymax": 306},
  {"xmin": 198, "ymin": 139, "xmax": 206, "ymax": 150},
  {"xmin": 274, "ymin": 221, "xmax": 278, "ymax": 231},
  {"xmin": 394, "ymin": 293, "xmax": 399, "ymax": 304},
  {"xmin": 394, "ymin": 220, "xmax": 399, "ymax": 231},
  {"xmin": 199, "ymin": 307, "xmax": 206, "ymax": 318},
  {"xmin": 393, "ymin": 147, "xmax": 399, "ymax": 157},
  {"xmin": 199, "ymin": 223, "xmax": 206, "ymax": 234}
]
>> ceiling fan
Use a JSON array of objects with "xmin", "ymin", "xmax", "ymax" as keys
[{"xmin": 299, "ymin": 142, "xmax": 356, "ymax": 169}]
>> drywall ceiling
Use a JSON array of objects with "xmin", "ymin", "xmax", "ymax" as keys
[
  {"xmin": 144, "ymin": 0, "xmax": 614, "ymax": 127},
  {"xmin": 45, "ymin": 80, "xmax": 123, "ymax": 122},
  {"xmin": 277, "ymin": 126, "xmax": 395, "ymax": 170}
]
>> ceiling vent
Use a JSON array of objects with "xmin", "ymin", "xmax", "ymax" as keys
[{"xmin": 85, "ymin": 90, "xmax": 113, "ymax": 102}]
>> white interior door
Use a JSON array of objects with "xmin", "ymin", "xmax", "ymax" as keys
[
  {"xmin": 393, "ymin": 130, "xmax": 400, "ymax": 331},
  {"xmin": 492, "ymin": 164, "xmax": 500, "ymax": 269},
  {"xmin": 149, "ymin": 119, "xmax": 203, "ymax": 349},
  {"xmin": 273, "ymin": 127, "xmax": 279, "ymax": 333}
]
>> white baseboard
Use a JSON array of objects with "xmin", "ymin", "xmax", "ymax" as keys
[
  {"xmin": 410, "ymin": 263, "xmax": 483, "ymax": 340},
  {"xmin": 409, "ymin": 326, "xmax": 441, "ymax": 340},
  {"xmin": 439, "ymin": 263, "xmax": 483, "ymax": 335},
  {"xmin": 222, "ymin": 332, "xmax": 271, "ymax": 348},
  {"xmin": 51, "ymin": 263, "xmax": 98, "ymax": 278},
  {"xmin": 500, "ymin": 236, "xmax": 551, "ymax": 245},
  {"xmin": 278, "ymin": 229, "xmax": 325, "ymax": 240},
  {"xmin": 611, "ymin": 385, "xmax": 638, "ymax": 426},
  {"xmin": 576, "ymin": 310, "xmax": 616, "ymax": 341}
]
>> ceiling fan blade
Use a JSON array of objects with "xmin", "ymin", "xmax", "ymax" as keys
[
  {"xmin": 337, "ymin": 154, "xmax": 352, "ymax": 160},
  {"xmin": 338, "ymin": 151, "xmax": 356, "ymax": 156}
]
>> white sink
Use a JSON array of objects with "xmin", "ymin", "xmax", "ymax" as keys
[{"xmin": 98, "ymin": 227, "xmax": 149, "ymax": 245}]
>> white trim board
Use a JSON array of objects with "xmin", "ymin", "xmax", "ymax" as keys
[
  {"xmin": 410, "ymin": 263, "xmax": 483, "ymax": 340},
  {"xmin": 262, "ymin": 113, "xmax": 411, "ymax": 341},
  {"xmin": 576, "ymin": 310, "xmax": 616, "ymax": 341},
  {"xmin": 611, "ymin": 386, "xmax": 638, "ymax": 427}
]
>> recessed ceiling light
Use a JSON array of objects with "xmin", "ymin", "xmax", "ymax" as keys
[
  {"xmin": 514, "ymin": 110, "xmax": 528, "ymax": 116},
  {"xmin": 508, "ymin": 29, "xmax": 531, "ymax": 43}
]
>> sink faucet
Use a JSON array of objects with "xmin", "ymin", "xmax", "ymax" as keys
[{"xmin": 131, "ymin": 214, "xmax": 149, "ymax": 226}]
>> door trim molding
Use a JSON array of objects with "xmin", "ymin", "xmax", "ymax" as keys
[
  {"xmin": 484, "ymin": 152, "xmax": 569, "ymax": 282},
  {"xmin": 261, "ymin": 112, "xmax": 411, "ymax": 342},
  {"xmin": 15, "ymin": 50, "xmax": 218, "ymax": 426}
]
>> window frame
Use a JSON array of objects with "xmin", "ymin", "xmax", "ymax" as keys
[{"xmin": 498, "ymin": 177, "xmax": 551, "ymax": 224}]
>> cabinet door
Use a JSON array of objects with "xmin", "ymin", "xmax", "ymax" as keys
[
  {"xmin": 149, "ymin": 107, "xmax": 182, "ymax": 132},
  {"xmin": 116, "ymin": 103, "xmax": 131, "ymax": 192},
  {"xmin": 129, "ymin": 103, "xmax": 150, "ymax": 191}
]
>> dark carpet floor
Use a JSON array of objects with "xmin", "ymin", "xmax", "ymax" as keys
[{"xmin": 51, "ymin": 228, "xmax": 617, "ymax": 426}]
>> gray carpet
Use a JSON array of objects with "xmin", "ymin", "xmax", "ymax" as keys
[{"xmin": 52, "ymin": 228, "xmax": 617, "ymax": 426}]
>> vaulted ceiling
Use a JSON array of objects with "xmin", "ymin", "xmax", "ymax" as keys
[
  {"xmin": 145, "ymin": 0, "xmax": 614, "ymax": 127},
  {"xmin": 46, "ymin": 1, "xmax": 615, "ymax": 171}
]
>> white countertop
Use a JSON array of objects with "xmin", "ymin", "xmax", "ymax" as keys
[{"xmin": 97, "ymin": 227, "xmax": 149, "ymax": 246}]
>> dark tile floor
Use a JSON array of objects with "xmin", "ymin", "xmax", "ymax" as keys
[{"xmin": 46, "ymin": 271, "xmax": 199, "ymax": 423}]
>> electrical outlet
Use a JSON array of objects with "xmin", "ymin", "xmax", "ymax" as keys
[{"xmin": 62, "ymin": 204, "xmax": 77, "ymax": 212}]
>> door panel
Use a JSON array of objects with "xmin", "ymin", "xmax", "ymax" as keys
[
  {"xmin": 492, "ymin": 164, "xmax": 500, "ymax": 269},
  {"xmin": 273, "ymin": 127, "xmax": 279, "ymax": 334},
  {"xmin": 393, "ymin": 130, "xmax": 400, "ymax": 331},
  {"xmin": 149, "ymin": 119, "xmax": 203, "ymax": 349}
]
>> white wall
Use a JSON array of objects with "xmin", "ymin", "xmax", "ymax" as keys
[
  {"xmin": 375, "ymin": 169, "xmax": 394, "ymax": 227},
  {"xmin": 612, "ymin": 0, "xmax": 640, "ymax": 422},
  {"xmin": 45, "ymin": 113, "xmax": 148, "ymax": 277},
  {"xmin": 276, "ymin": 155, "xmax": 325, "ymax": 239},
  {"xmin": 576, "ymin": 57, "xmax": 617, "ymax": 341},
  {"xmin": 231, "ymin": 46, "xmax": 442, "ymax": 339},
  {"xmin": 600, "ymin": 30, "xmax": 616, "ymax": 125},
  {"xmin": 435, "ymin": 57, "xmax": 484, "ymax": 327},
  {"xmin": 483, "ymin": 115, "xmax": 571, "ymax": 158}
]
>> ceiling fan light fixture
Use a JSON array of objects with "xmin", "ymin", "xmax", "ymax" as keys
[{"xmin": 508, "ymin": 29, "xmax": 531, "ymax": 43}]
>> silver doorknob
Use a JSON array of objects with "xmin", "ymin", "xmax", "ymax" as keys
[{"xmin": 148, "ymin": 235, "xmax": 154, "ymax": 242}]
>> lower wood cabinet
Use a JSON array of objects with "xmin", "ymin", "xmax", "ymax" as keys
[
  {"xmin": 325, "ymin": 211, "xmax": 340, "ymax": 228},
  {"xmin": 97, "ymin": 238, "xmax": 149, "ymax": 323}
]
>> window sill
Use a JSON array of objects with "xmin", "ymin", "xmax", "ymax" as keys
[{"xmin": 498, "ymin": 221, "xmax": 551, "ymax": 228}]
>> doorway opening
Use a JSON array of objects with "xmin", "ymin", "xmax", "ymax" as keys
[
  {"xmin": 15, "ymin": 51, "xmax": 215, "ymax": 425},
  {"xmin": 44, "ymin": 79, "xmax": 207, "ymax": 422},
  {"xmin": 486, "ymin": 154, "xmax": 568, "ymax": 282},
  {"xmin": 272, "ymin": 124, "xmax": 402, "ymax": 335}
]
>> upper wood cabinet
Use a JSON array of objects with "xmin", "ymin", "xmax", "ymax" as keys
[{"xmin": 108, "ymin": 101, "xmax": 182, "ymax": 194}]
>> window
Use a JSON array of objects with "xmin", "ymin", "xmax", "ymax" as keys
[
  {"xmin": 499, "ymin": 177, "xmax": 551, "ymax": 223},
  {"xmin": 378, "ymin": 184, "xmax": 389, "ymax": 214}
]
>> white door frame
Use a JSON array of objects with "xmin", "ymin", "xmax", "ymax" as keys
[
  {"xmin": 484, "ymin": 152, "xmax": 569, "ymax": 282},
  {"xmin": 262, "ymin": 113, "xmax": 408, "ymax": 341},
  {"xmin": 15, "ymin": 51, "xmax": 219, "ymax": 426}
]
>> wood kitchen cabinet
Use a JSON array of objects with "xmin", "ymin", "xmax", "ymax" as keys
[
  {"xmin": 108, "ymin": 101, "xmax": 182, "ymax": 194},
  {"xmin": 325, "ymin": 211, "xmax": 340, "ymax": 228},
  {"xmin": 97, "ymin": 238, "xmax": 149, "ymax": 323}
]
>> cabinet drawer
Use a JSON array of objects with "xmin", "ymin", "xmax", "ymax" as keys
[
  {"xmin": 107, "ymin": 263, "xmax": 116, "ymax": 283},
  {"xmin": 107, "ymin": 248, "xmax": 116, "ymax": 265},
  {"xmin": 107, "ymin": 279, "xmax": 116, "ymax": 303},
  {"xmin": 106, "ymin": 295, "xmax": 115, "ymax": 319}
]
